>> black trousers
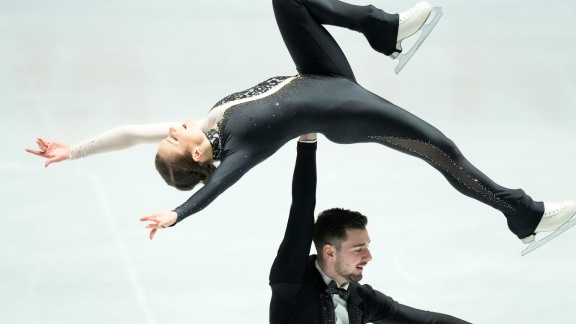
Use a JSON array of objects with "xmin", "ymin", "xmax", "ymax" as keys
[{"xmin": 272, "ymin": 0, "xmax": 544, "ymax": 239}]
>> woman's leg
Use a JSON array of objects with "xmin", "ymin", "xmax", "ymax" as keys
[
  {"xmin": 309, "ymin": 78, "xmax": 545, "ymax": 239},
  {"xmin": 272, "ymin": 0, "xmax": 398, "ymax": 80},
  {"xmin": 305, "ymin": 0, "xmax": 400, "ymax": 55}
]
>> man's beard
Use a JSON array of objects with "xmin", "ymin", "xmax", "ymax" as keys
[{"xmin": 335, "ymin": 258, "xmax": 363, "ymax": 282}]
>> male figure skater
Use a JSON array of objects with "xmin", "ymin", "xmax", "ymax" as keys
[{"xmin": 269, "ymin": 134, "xmax": 471, "ymax": 323}]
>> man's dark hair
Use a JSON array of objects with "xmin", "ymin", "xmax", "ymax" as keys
[{"xmin": 313, "ymin": 208, "xmax": 368, "ymax": 253}]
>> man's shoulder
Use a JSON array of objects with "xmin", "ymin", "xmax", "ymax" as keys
[
  {"xmin": 350, "ymin": 282, "xmax": 387, "ymax": 300},
  {"xmin": 351, "ymin": 282, "xmax": 376, "ymax": 293}
]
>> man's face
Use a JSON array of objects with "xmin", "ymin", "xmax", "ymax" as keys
[{"xmin": 333, "ymin": 229, "xmax": 372, "ymax": 283}]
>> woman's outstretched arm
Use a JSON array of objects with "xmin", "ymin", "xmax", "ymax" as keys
[
  {"xmin": 140, "ymin": 135, "xmax": 318, "ymax": 240},
  {"xmin": 25, "ymin": 123, "xmax": 175, "ymax": 167},
  {"xmin": 139, "ymin": 151, "xmax": 257, "ymax": 238}
]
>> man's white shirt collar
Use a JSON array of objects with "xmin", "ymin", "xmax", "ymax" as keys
[{"xmin": 315, "ymin": 260, "xmax": 350, "ymax": 324}]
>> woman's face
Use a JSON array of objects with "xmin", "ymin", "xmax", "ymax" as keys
[{"xmin": 157, "ymin": 119, "xmax": 205, "ymax": 160}]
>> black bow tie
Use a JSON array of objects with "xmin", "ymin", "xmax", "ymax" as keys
[{"xmin": 326, "ymin": 280, "xmax": 350, "ymax": 301}]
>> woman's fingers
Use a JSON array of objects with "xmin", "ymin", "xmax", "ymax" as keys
[
  {"xmin": 25, "ymin": 148, "xmax": 46, "ymax": 157},
  {"xmin": 36, "ymin": 139, "xmax": 44, "ymax": 149},
  {"xmin": 140, "ymin": 212, "xmax": 174, "ymax": 240},
  {"xmin": 140, "ymin": 214, "xmax": 165, "ymax": 240},
  {"xmin": 36, "ymin": 139, "xmax": 49, "ymax": 152},
  {"xmin": 145, "ymin": 220, "xmax": 160, "ymax": 228},
  {"xmin": 26, "ymin": 138, "xmax": 54, "ymax": 158},
  {"xmin": 139, "ymin": 214, "xmax": 158, "ymax": 221},
  {"xmin": 38, "ymin": 138, "xmax": 50, "ymax": 148},
  {"xmin": 45, "ymin": 156, "xmax": 58, "ymax": 167}
]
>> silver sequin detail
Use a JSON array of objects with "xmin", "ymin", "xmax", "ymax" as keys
[
  {"xmin": 348, "ymin": 305, "xmax": 363, "ymax": 324},
  {"xmin": 369, "ymin": 135, "xmax": 515, "ymax": 211},
  {"xmin": 210, "ymin": 76, "xmax": 293, "ymax": 111},
  {"xmin": 204, "ymin": 129, "xmax": 222, "ymax": 161},
  {"xmin": 320, "ymin": 292, "xmax": 336, "ymax": 324},
  {"xmin": 69, "ymin": 140, "xmax": 97, "ymax": 159}
]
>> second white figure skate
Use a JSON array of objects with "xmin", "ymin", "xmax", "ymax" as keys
[
  {"xmin": 521, "ymin": 201, "xmax": 576, "ymax": 256},
  {"xmin": 392, "ymin": 2, "xmax": 443, "ymax": 74}
]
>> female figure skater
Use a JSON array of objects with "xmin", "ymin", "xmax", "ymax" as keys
[{"xmin": 27, "ymin": 0, "xmax": 575, "ymax": 248}]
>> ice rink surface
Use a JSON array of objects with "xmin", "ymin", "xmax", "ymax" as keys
[{"xmin": 2, "ymin": 0, "xmax": 576, "ymax": 323}]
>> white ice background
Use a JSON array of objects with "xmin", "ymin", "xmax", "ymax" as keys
[{"xmin": 2, "ymin": 0, "xmax": 576, "ymax": 323}]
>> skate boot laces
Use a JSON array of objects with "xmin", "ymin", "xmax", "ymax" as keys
[
  {"xmin": 399, "ymin": 4, "xmax": 419, "ymax": 23},
  {"xmin": 543, "ymin": 201, "xmax": 571, "ymax": 217}
]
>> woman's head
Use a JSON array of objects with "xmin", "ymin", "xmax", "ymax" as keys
[{"xmin": 155, "ymin": 120, "xmax": 215, "ymax": 190}]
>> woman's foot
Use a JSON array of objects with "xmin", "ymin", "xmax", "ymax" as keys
[
  {"xmin": 389, "ymin": 1, "xmax": 433, "ymax": 59},
  {"xmin": 521, "ymin": 200, "xmax": 576, "ymax": 243}
]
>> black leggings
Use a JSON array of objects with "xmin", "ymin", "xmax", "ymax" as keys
[
  {"xmin": 273, "ymin": 0, "xmax": 398, "ymax": 80},
  {"xmin": 272, "ymin": 0, "xmax": 544, "ymax": 238}
]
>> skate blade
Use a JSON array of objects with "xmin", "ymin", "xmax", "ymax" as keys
[
  {"xmin": 521, "ymin": 218, "xmax": 576, "ymax": 256},
  {"xmin": 394, "ymin": 7, "xmax": 443, "ymax": 74}
]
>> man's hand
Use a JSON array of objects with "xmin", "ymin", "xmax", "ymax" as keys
[{"xmin": 299, "ymin": 133, "xmax": 317, "ymax": 141}]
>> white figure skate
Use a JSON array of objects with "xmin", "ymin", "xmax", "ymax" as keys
[
  {"xmin": 521, "ymin": 201, "xmax": 576, "ymax": 256},
  {"xmin": 392, "ymin": 1, "xmax": 443, "ymax": 74}
]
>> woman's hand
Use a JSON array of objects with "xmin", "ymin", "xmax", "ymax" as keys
[
  {"xmin": 139, "ymin": 211, "xmax": 178, "ymax": 240},
  {"xmin": 25, "ymin": 138, "xmax": 71, "ymax": 167}
]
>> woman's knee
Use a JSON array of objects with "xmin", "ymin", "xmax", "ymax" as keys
[{"xmin": 433, "ymin": 134, "xmax": 463, "ymax": 159}]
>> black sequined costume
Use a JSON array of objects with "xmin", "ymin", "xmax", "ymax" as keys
[{"xmin": 174, "ymin": 0, "xmax": 543, "ymax": 239}]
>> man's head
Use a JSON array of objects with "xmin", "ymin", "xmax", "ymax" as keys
[{"xmin": 313, "ymin": 208, "xmax": 372, "ymax": 285}]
